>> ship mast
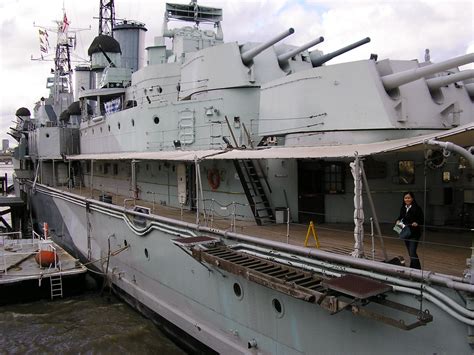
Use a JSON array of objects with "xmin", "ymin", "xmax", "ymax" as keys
[
  {"xmin": 33, "ymin": 7, "xmax": 88, "ymax": 117},
  {"xmin": 99, "ymin": 0, "xmax": 115, "ymax": 36},
  {"xmin": 53, "ymin": 8, "xmax": 73, "ymax": 100}
]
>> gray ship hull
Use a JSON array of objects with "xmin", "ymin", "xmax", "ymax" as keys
[{"xmin": 28, "ymin": 183, "xmax": 472, "ymax": 354}]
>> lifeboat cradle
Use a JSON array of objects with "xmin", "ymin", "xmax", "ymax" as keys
[{"xmin": 172, "ymin": 236, "xmax": 433, "ymax": 331}]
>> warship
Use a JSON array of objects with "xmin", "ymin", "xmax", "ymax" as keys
[{"xmin": 10, "ymin": 1, "xmax": 474, "ymax": 353}]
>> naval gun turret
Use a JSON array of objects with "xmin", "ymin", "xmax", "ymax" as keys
[
  {"xmin": 310, "ymin": 37, "xmax": 371, "ymax": 67},
  {"xmin": 259, "ymin": 49, "xmax": 474, "ymax": 145}
]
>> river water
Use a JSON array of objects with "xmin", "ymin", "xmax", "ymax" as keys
[
  {"xmin": 0, "ymin": 293, "xmax": 185, "ymax": 354},
  {"xmin": 0, "ymin": 163, "xmax": 184, "ymax": 354}
]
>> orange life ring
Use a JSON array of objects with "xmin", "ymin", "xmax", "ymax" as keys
[{"xmin": 207, "ymin": 168, "xmax": 220, "ymax": 190}]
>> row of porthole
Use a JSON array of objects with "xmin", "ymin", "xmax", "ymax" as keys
[
  {"xmin": 125, "ymin": 240, "xmax": 284, "ymax": 316},
  {"xmin": 80, "ymin": 116, "xmax": 160, "ymax": 136},
  {"xmin": 232, "ymin": 282, "xmax": 284, "ymax": 316}
]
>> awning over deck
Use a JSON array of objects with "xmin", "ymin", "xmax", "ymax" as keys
[
  {"xmin": 207, "ymin": 122, "xmax": 473, "ymax": 160},
  {"xmin": 67, "ymin": 122, "xmax": 473, "ymax": 161},
  {"xmin": 66, "ymin": 150, "xmax": 225, "ymax": 161}
]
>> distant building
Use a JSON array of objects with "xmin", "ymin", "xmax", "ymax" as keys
[
  {"xmin": 2, "ymin": 140, "xmax": 9, "ymax": 152},
  {"xmin": 2, "ymin": 139, "xmax": 9, "ymax": 152}
]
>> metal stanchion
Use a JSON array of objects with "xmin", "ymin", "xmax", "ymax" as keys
[
  {"xmin": 286, "ymin": 208, "xmax": 290, "ymax": 244},
  {"xmin": 231, "ymin": 202, "xmax": 236, "ymax": 232},
  {"xmin": 370, "ymin": 217, "xmax": 375, "ymax": 260}
]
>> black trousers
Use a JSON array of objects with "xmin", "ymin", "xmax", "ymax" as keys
[{"xmin": 404, "ymin": 238, "xmax": 421, "ymax": 269}]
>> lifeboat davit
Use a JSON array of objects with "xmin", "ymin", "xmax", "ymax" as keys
[{"xmin": 35, "ymin": 250, "xmax": 58, "ymax": 267}]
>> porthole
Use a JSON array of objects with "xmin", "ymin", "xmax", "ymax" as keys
[
  {"xmin": 131, "ymin": 119, "xmax": 135, "ymax": 127},
  {"xmin": 118, "ymin": 122, "xmax": 121, "ymax": 129},
  {"xmin": 153, "ymin": 116, "xmax": 159, "ymax": 124},
  {"xmin": 124, "ymin": 240, "xmax": 128, "ymax": 247},
  {"xmin": 144, "ymin": 248, "xmax": 149, "ymax": 259},
  {"xmin": 233, "ymin": 282, "xmax": 243, "ymax": 300},
  {"xmin": 45, "ymin": 133, "xmax": 50, "ymax": 138},
  {"xmin": 157, "ymin": 86, "xmax": 163, "ymax": 93},
  {"xmin": 272, "ymin": 298, "xmax": 284, "ymax": 317}
]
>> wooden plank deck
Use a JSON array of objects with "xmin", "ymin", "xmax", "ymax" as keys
[{"xmin": 60, "ymin": 187, "xmax": 472, "ymax": 278}]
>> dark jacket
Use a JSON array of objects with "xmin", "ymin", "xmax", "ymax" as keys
[{"xmin": 397, "ymin": 203, "xmax": 424, "ymax": 239}]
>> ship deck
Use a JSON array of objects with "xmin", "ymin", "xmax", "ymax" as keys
[
  {"xmin": 0, "ymin": 237, "xmax": 87, "ymax": 286},
  {"xmin": 63, "ymin": 186, "xmax": 472, "ymax": 278}
]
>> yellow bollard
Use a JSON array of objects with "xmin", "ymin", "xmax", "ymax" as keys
[{"xmin": 304, "ymin": 221, "xmax": 320, "ymax": 248}]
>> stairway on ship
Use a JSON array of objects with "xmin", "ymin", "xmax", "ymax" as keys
[{"xmin": 233, "ymin": 159, "xmax": 274, "ymax": 225}]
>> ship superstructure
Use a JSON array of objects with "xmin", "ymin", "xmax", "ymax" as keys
[{"xmin": 10, "ymin": 1, "xmax": 474, "ymax": 353}]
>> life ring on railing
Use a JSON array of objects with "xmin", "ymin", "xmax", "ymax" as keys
[{"xmin": 207, "ymin": 168, "xmax": 220, "ymax": 190}]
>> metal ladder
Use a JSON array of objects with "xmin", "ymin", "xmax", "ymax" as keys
[
  {"xmin": 50, "ymin": 273, "xmax": 63, "ymax": 300},
  {"xmin": 233, "ymin": 159, "xmax": 274, "ymax": 225}
]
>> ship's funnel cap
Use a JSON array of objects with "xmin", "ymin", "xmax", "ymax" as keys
[
  {"xmin": 15, "ymin": 107, "xmax": 31, "ymax": 117},
  {"xmin": 88, "ymin": 35, "xmax": 122, "ymax": 56}
]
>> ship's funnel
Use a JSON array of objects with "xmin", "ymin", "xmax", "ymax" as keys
[
  {"xmin": 241, "ymin": 28, "xmax": 295, "ymax": 65},
  {"xmin": 381, "ymin": 53, "xmax": 474, "ymax": 90},
  {"xmin": 425, "ymin": 69, "xmax": 474, "ymax": 90},
  {"xmin": 310, "ymin": 37, "xmax": 370, "ymax": 67},
  {"xmin": 277, "ymin": 36, "xmax": 324, "ymax": 65}
]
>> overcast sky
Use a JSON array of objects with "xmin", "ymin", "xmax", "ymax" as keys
[{"xmin": 0, "ymin": 0, "xmax": 472, "ymax": 146}]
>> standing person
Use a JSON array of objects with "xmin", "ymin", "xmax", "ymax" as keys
[{"xmin": 396, "ymin": 191, "xmax": 424, "ymax": 269}]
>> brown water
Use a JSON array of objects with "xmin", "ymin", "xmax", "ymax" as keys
[{"xmin": 0, "ymin": 293, "xmax": 185, "ymax": 354}]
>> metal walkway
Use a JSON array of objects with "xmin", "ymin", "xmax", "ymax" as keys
[{"xmin": 176, "ymin": 237, "xmax": 433, "ymax": 330}]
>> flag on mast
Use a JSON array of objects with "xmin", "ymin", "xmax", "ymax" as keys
[
  {"xmin": 62, "ymin": 13, "xmax": 69, "ymax": 32},
  {"xmin": 38, "ymin": 29, "xmax": 49, "ymax": 53}
]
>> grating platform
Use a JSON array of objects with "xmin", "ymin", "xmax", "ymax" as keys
[
  {"xmin": 172, "ymin": 236, "xmax": 219, "ymax": 247},
  {"xmin": 189, "ymin": 243, "xmax": 433, "ymax": 330}
]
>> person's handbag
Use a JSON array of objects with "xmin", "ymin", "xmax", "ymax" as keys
[
  {"xmin": 393, "ymin": 221, "xmax": 412, "ymax": 240},
  {"xmin": 393, "ymin": 221, "xmax": 404, "ymax": 234}
]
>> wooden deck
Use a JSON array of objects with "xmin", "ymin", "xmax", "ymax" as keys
[{"xmin": 61, "ymin": 186, "xmax": 473, "ymax": 278}]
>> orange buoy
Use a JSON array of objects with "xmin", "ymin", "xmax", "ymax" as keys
[{"xmin": 35, "ymin": 250, "xmax": 58, "ymax": 267}]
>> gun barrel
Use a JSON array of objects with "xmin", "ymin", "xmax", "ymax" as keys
[
  {"xmin": 310, "ymin": 37, "xmax": 370, "ymax": 67},
  {"xmin": 241, "ymin": 28, "xmax": 295, "ymax": 65},
  {"xmin": 381, "ymin": 53, "xmax": 474, "ymax": 90},
  {"xmin": 277, "ymin": 36, "xmax": 324, "ymax": 64},
  {"xmin": 425, "ymin": 69, "xmax": 474, "ymax": 90}
]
